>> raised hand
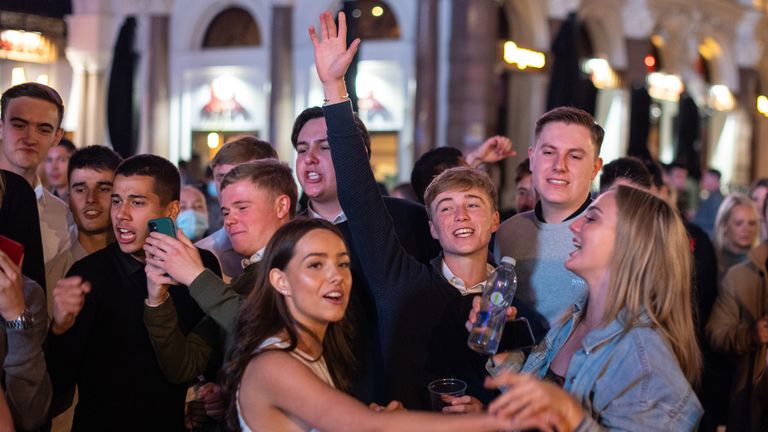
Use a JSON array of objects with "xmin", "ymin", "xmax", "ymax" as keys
[
  {"xmin": 144, "ymin": 230, "xmax": 205, "ymax": 287},
  {"xmin": 309, "ymin": 11, "xmax": 361, "ymax": 102},
  {"xmin": 0, "ymin": 251, "xmax": 26, "ymax": 321},
  {"xmin": 52, "ymin": 276, "xmax": 91, "ymax": 335},
  {"xmin": 466, "ymin": 135, "xmax": 517, "ymax": 168}
]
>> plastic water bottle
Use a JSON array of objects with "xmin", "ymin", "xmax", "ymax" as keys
[{"xmin": 467, "ymin": 256, "xmax": 518, "ymax": 355}]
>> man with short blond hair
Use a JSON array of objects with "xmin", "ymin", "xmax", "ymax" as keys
[{"xmin": 196, "ymin": 136, "xmax": 277, "ymax": 282}]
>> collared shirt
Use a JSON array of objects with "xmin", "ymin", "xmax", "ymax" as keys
[
  {"xmin": 35, "ymin": 179, "xmax": 74, "ymax": 298},
  {"xmin": 307, "ymin": 202, "xmax": 347, "ymax": 225},
  {"xmin": 241, "ymin": 247, "xmax": 266, "ymax": 269},
  {"xmin": 196, "ymin": 227, "xmax": 243, "ymax": 283},
  {"xmin": 441, "ymin": 259, "xmax": 496, "ymax": 296},
  {"xmin": 34, "ymin": 181, "xmax": 73, "ymax": 264}
]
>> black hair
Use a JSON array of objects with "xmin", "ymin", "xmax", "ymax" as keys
[
  {"xmin": 115, "ymin": 154, "xmax": 180, "ymax": 205},
  {"xmin": 600, "ymin": 157, "xmax": 653, "ymax": 192},
  {"xmin": 290, "ymin": 106, "xmax": 372, "ymax": 159},
  {"xmin": 67, "ymin": 145, "xmax": 123, "ymax": 180}
]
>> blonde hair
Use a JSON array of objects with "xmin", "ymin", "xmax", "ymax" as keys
[
  {"xmin": 605, "ymin": 185, "xmax": 700, "ymax": 384},
  {"xmin": 713, "ymin": 193, "xmax": 759, "ymax": 255}
]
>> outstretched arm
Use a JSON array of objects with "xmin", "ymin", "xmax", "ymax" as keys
[
  {"xmin": 240, "ymin": 350, "xmax": 514, "ymax": 432},
  {"xmin": 309, "ymin": 11, "xmax": 428, "ymax": 295}
]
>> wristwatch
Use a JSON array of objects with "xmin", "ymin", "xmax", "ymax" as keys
[{"xmin": 5, "ymin": 309, "xmax": 34, "ymax": 330}]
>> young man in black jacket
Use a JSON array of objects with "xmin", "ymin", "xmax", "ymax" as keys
[
  {"xmin": 309, "ymin": 12, "xmax": 544, "ymax": 410},
  {"xmin": 46, "ymin": 155, "xmax": 221, "ymax": 431}
]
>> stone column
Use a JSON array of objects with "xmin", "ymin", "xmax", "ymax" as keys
[
  {"xmin": 138, "ymin": 15, "xmax": 170, "ymax": 157},
  {"xmin": 269, "ymin": 5, "xmax": 294, "ymax": 162},
  {"xmin": 445, "ymin": 0, "xmax": 498, "ymax": 154},
  {"xmin": 413, "ymin": 0, "xmax": 439, "ymax": 158},
  {"xmin": 64, "ymin": 13, "xmax": 119, "ymax": 146}
]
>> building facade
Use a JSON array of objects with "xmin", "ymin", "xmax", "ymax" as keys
[{"xmin": 3, "ymin": 0, "xmax": 767, "ymax": 203}]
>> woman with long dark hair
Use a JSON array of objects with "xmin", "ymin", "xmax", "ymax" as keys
[{"xmin": 224, "ymin": 217, "xmax": 511, "ymax": 431}]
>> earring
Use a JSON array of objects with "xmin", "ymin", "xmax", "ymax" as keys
[{"xmin": 281, "ymin": 290, "xmax": 288, "ymax": 295}]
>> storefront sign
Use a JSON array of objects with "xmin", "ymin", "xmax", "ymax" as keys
[{"xmin": 0, "ymin": 30, "xmax": 56, "ymax": 63}]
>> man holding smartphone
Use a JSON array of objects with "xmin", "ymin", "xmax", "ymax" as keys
[{"xmin": 46, "ymin": 154, "xmax": 221, "ymax": 430}]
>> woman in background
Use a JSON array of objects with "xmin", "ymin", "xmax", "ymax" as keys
[{"xmin": 714, "ymin": 193, "xmax": 759, "ymax": 278}]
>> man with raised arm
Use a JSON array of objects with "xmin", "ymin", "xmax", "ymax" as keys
[{"xmin": 308, "ymin": 11, "xmax": 544, "ymax": 409}]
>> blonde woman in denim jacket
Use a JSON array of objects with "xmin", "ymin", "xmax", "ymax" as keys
[{"xmin": 485, "ymin": 186, "xmax": 703, "ymax": 431}]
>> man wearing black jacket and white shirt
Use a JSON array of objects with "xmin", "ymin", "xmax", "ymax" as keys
[{"xmin": 308, "ymin": 12, "xmax": 545, "ymax": 410}]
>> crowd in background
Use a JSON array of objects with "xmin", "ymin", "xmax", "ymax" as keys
[{"xmin": 0, "ymin": 10, "xmax": 766, "ymax": 432}]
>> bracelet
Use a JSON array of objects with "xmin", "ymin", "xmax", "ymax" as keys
[
  {"xmin": 323, "ymin": 93, "xmax": 350, "ymax": 105},
  {"xmin": 145, "ymin": 292, "xmax": 170, "ymax": 308}
]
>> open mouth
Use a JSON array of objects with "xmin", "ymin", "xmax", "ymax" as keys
[
  {"xmin": 306, "ymin": 171, "xmax": 321, "ymax": 182},
  {"xmin": 323, "ymin": 291, "xmax": 344, "ymax": 304},
  {"xmin": 116, "ymin": 227, "xmax": 136, "ymax": 243},
  {"xmin": 453, "ymin": 228, "xmax": 474, "ymax": 238},
  {"xmin": 548, "ymin": 178, "xmax": 569, "ymax": 186}
]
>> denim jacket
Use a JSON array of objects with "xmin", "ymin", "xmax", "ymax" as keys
[{"xmin": 488, "ymin": 297, "xmax": 702, "ymax": 431}]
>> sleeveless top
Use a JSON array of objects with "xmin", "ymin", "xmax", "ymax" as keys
[{"xmin": 238, "ymin": 337, "xmax": 335, "ymax": 432}]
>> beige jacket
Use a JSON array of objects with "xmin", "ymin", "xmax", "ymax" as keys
[{"xmin": 707, "ymin": 243, "xmax": 767, "ymax": 430}]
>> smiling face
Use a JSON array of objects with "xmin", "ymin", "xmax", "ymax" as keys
[
  {"xmin": 221, "ymin": 179, "xmax": 289, "ymax": 257},
  {"xmin": 529, "ymin": 122, "xmax": 602, "ymax": 221},
  {"xmin": 69, "ymin": 167, "xmax": 115, "ymax": 235},
  {"xmin": 723, "ymin": 204, "xmax": 759, "ymax": 253},
  {"xmin": 0, "ymin": 96, "xmax": 64, "ymax": 180},
  {"xmin": 295, "ymin": 117, "xmax": 338, "ymax": 206},
  {"xmin": 271, "ymin": 228, "xmax": 351, "ymax": 336},
  {"xmin": 565, "ymin": 191, "xmax": 617, "ymax": 287},
  {"xmin": 110, "ymin": 175, "xmax": 179, "ymax": 258},
  {"xmin": 428, "ymin": 186, "xmax": 500, "ymax": 259},
  {"xmin": 45, "ymin": 144, "xmax": 71, "ymax": 188}
]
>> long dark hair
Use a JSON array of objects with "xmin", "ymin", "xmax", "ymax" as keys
[{"xmin": 223, "ymin": 217, "xmax": 356, "ymax": 430}]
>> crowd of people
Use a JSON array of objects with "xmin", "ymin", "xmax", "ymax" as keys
[{"xmin": 0, "ymin": 10, "xmax": 765, "ymax": 432}]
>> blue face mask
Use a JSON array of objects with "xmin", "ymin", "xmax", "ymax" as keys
[
  {"xmin": 206, "ymin": 181, "xmax": 218, "ymax": 198},
  {"xmin": 176, "ymin": 209, "xmax": 209, "ymax": 241}
]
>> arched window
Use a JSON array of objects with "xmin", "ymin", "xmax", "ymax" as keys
[
  {"xmin": 345, "ymin": 1, "xmax": 400, "ymax": 40},
  {"xmin": 202, "ymin": 7, "xmax": 261, "ymax": 48}
]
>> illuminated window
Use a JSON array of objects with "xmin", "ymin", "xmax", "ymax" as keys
[{"xmin": 202, "ymin": 8, "xmax": 261, "ymax": 48}]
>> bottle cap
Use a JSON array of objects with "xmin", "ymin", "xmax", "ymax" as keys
[{"xmin": 500, "ymin": 256, "xmax": 516, "ymax": 266}]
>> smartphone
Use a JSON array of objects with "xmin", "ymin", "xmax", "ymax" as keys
[
  {"xmin": 0, "ymin": 235, "xmax": 24, "ymax": 267},
  {"xmin": 148, "ymin": 217, "xmax": 177, "ymax": 238},
  {"xmin": 498, "ymin": 317, "xmax": 536, "ymax": 351}
]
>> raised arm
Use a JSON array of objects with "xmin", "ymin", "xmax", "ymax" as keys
[{"xmin": 310, "ymin": 11, "xmax": 427, "ymax": 294}]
